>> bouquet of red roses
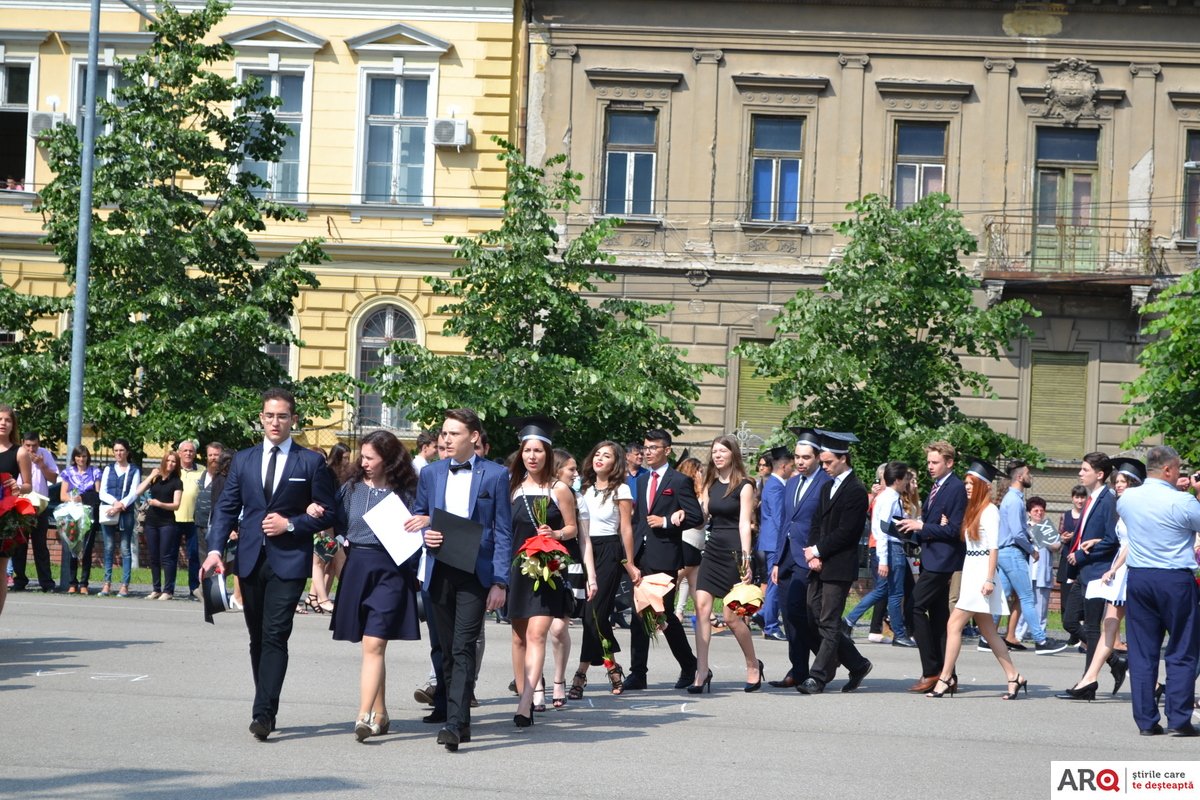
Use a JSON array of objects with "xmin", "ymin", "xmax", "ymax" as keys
[
  {"xmin": 514, "ymin": 533, "xmax": 572, "ymax": 590},
  {"xmin": 723, "ymin": 583, "xmax": 764, "ymax": 618},
  {"xmin": 314, "ymin": 534, "xmax": 339, "ymax": 563},
  {"xmin": 0, "ymin": 474, "xmax": 37, "ymax": 558}
]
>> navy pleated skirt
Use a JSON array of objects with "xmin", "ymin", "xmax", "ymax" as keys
[{"xmin": 330, "ymin": 543, "xmax": 421, "ymax": 643}]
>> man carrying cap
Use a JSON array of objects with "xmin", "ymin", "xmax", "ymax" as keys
[
  {"xmin": 798, "ymin": 431, "xmax": 873, "ymax": 694},
  {"xmin": 1116, "ymin": 445, "xmax": 1200, "ymax": 737}
]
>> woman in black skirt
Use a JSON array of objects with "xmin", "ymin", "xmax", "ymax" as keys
[
  {"xmin": 329, "ymin": 430, "xmax": 421, "ymax": 741},
  {"xmin": 507, "ymin": 416, "xmax": 576, "ymax": 727}
]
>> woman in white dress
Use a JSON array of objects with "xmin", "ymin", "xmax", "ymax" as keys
[
  {"xmin": 927, "ymin": 459, "xmax": 1026, "ymax": 700},
  {"xmin": 1058, "ymin": 456, "xmax": 1143, "ymax": 700}
]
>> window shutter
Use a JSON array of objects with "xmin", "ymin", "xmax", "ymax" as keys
[
  {"xmin": 735, "ymin": 355, "xmax": 788, "ymax": 440},
  {"xmin": 1028, "ymin": 351, "xmax": 1088, "ymax": 460}
]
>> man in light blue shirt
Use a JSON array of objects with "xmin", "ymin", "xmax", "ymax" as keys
[
  {"xmin": 993, "ymin": 460, "xmax": 1065, "ymax": 654},
  {"xmin": 1116, "ymin": 445, "xmax": 1200, "ymax": 737}
]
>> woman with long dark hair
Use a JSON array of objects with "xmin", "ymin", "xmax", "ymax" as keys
[
  {"xmin": 672, "ymin": 456, "xmax": 704, "ymax": 623},
  {"xmin": 305, "ymin": 442, "xmax": 352, "ymax": 614},
  {"xmin": 570, "ymin": 440, "xmax": 636, "ymax": 697},
  {"xmin": 329, "ymin": 430, "xmax": 421, "ymax": 741},
  {"xmin": 60, "ymin": 445, "xmax": 103, "ymax": 594},
  {"xmin": 0, "ymin": 403, "xmax": 33, "ymax": 616},
  {"xmin": 545, "ymin": 448, "xmax": 596, "ymax": 708},
  {"xmin": 134, "ymin": 450, "xmax": 183, "ymax": 600},
  {"xmin": 507, "ymin": 416, "xmax": 576, "ymax": 727},
  {"xmin": 926, "ymin": 460, "xmax": 1025, "ymax": 699},
  {"xmin": 689, "ymin": 435, "xmax": 760, "ymax": 694}
]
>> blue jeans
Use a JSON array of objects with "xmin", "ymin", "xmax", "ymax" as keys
[
  {"xmin": 845, "ymin": 542, "xmax": 907, "ymax": 638},
  {"xmin": 177, "ymin": 521, "xmax": 199, "ymax": 592},
  {"xmin": 102, "ymin": 512, "xmax": 134, "ymax": 585},
  {"xmin": 757, "ymin": 550, "xmax": 782, "ymax": 634},
  {"xmin": 994, "ymin": 546, "xmax": 1046, "ymax": 643}
]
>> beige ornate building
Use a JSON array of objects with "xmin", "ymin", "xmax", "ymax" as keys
[{"xmin": 524, "ymin": 0, "xmax": 1195, "ymax": 470}]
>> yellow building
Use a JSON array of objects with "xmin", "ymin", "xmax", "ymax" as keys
[{"xmin": 0, "ymin": 0, "xmax": 517, "ymax": 444}]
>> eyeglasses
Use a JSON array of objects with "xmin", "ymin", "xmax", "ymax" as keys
[
  {"xmin": 260, "ymin": 413, "xmax": 292, "ymax": 422},
  {"xmin": 643, "ymin": 444, "xmax": 665, "ymax": 452}
]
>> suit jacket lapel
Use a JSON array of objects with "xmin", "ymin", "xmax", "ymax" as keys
[
  {"xmin": 435, "ymin": 462, "xmax": 449, "ymax": 512},
  {"xmin": 251, "ymin": 447, "xmax": 266, "ymax": 509},
  {"xmin": 467, "ymin": 462, "xmax": 483, "ymax": 518}
]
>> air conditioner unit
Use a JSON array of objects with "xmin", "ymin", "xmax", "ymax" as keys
[
  {"xmin": 430, "ymin": 118, "xmax": 469, "ymax": 148},
  {"xmin": 27, "ymin": 111, "xmax": 65, "ymax": 138}
]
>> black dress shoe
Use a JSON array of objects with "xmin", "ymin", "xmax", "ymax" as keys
[
  {"xmin": 798, "ymin": 678, "xmax": 824, "ymax": 695},
  {"xmin": 621, "ymin": 673, "xmax": 647, "ymax": 691},
  {"xmin": 768, "ymin": 675, "xmax": 798, "ymax": 689},
  {"xmin": 437, "ymin": 726, "xmax": 462, "ymax": 752},
  {"xmin": 1169, "ymin": 723, "xmax": 1200, "ymax": 737},
  {"xmin": 249, "ymin": 715, "xmax": 273, "ymax": 741},
  {"xmin": 1108, "ymin": 653, "xmax": 1129, "ymax": 696},
  {"xmin": 891, "ymin": 636, "xmax": 918, "ymax": 648},
  {"xmin": 842, "ymin": 662, "xmax": 872, "ymax": 693},
  {"xmin": 458, "ymin": 726, "xmax": 472, "ymax": 743},
  {"xmin": 423, "ymin": 711, "xmax": 447, "ymax": 724},
  {"xmin": 674, "ymin": 670, "xmax": 695, "ymax": 690},
  {"xmin": 763, "ymin": 630, "xmax": 788, "ymax": 642},
  {"xmin": 1140, "ymin": 723, "xmax": 1165, "ymax": 736}
]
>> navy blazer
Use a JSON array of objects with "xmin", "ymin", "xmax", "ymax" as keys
[
  {"xmin": 811, "ymin": 471, "xmax": 869, "ymax": 583},
  {"xmin": 208, "ymin": 441, "xmax": 336, "ymax": 582},
  {"xmin": 1066, "ymin": 486, "xmax": 1118, "ymax": 583},
  {"xmin": 632, "ymin": 466, "xmax": 703, "ymax": 573},
  {"xmin": 767, "ymin": 468, "xmax": 831, "ymax": 577},
  {"xmin": 413, "ymin": 456, "xmax": 513, "ymax": 589},
  {"xmin": 917, "ymin": 473, "xmax": 967, "ymax": 573},
  {"xmin": 756, "ymin": 475, "xmax": 786, "ymax": 555}
]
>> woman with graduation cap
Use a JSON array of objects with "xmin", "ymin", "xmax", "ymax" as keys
[
  {"xmin": 507, "ymin": 415, "xmax": 577, "ymax": 727},
  {"xmin": 927, "ymin": 458, "xmax": 1027, "ymax": 700},
  {"xmin": 1057, "ymin": 456, "xmax": 1144, "ymax": 701}
]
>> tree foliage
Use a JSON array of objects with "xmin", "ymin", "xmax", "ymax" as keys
[
  {"xmin": 21, "ymin": 0, "xmax": 353, "ymax": 452},
  {"xmin": 736, "ymin": 193, "xmax": 1040, "ymax": 473},
  {"xmin": 1122, "ymin": 271, "xmax": 1200, "ymax": 462},
  {"xmin": 375, "ymin": 139, "xmax": 719, "ymax": 458}
]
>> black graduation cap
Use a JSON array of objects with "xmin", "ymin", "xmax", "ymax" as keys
[
  {"xmin": 964, "ymin": 457, "xmax": 998, "ymax": 483},
  {"xmin": 768, "ymin": 445, "xmax": 790, "ymax": 462},
  {"xmin": 506, "ymin": 414, "xmax": 560, "ymax": 445},
  {"xmin": 789, "ymin": 427, "xmax": 822, "ymax": 449},
  {"xmin": 816, "ymin": 430, "xmax": 859, "ymax": 455},
  {"xmin": 202, "ymin": 572, "xmax": 231, "ymax": 624},
  {"xmin": 1110, "ymin": 457, "xmax": 1146, "ymax": 486}
]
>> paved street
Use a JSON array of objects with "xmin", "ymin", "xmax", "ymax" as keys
[{"xmin": 0, "ymin": 593, "xmax": 1189, "ymax": 799}]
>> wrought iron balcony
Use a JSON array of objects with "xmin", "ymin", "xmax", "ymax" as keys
[{"xmin": 982, "ymin": 216, "xmax": 1158, "ymax": 275}]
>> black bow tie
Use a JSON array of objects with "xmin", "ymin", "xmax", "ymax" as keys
[{"xmin": 449, "ymin": 461, "xmax": 473, "ymax": 473}]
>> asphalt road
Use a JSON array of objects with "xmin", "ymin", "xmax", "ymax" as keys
[{"xmin": 0, "ymin": 592, "xmax": 1191, "ymax": 800}]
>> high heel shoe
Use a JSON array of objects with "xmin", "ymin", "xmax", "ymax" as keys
[
  {"xmin": 532, "ymin": 673, "xmax": 546, "ymax": 712},
  {"xmin": 552, "ymin": 680, "xmax": 567, "ymax": 709},
  {"xmin": 744, "ymin": 659, "xmax": 764, "ymax": 693},
  {"xmin": 1055, "ymin": 681, "xmax": 1097, "ymax": 701},
  {"xmin": 1003, "ymin": 675, "xmax": 1029, "ymax": 700},
  {"xmin": 686, "ymin": 670, "xmax": 713, "ymax": 694},
  {"xmin": 513, "ymin": 712, "xmax": 534, "ymax": 728},
  {"xmin": 355, "ymin": 711, "xmax": 380, "ymax": 742},
  {"xmin": 376, "ymin": 713, "xmax": 390, "ymax": 735},
  {"xmin": 1155, "ymin": 683, "xmax": 1166, "ymax": 704},
  {"xmin": 925, "ymin": 677, "xmax": 956, "ymax": 698}
]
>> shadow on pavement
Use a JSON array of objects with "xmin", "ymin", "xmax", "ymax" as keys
[
  {"xmin": 3, "ymin": 769, "xmax": 362, "ymax": 798},
  {"xmin": 0, "ymin": 636, "xmax": 159, "ymax": 680}
]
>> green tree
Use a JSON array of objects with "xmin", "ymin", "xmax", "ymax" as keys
[
  {"xmin": 736, "ymin": 193, "xmax": 1040, "ymax": 472},
  {"xmin": 25, "ymin": 0, "xmax": 353, "ymax": 452},
  {"xmin": 1122, "ymin": 271, "xmax": 1200, "ymax": 462},
  {"xmin": 374, "ymin": 139, "xmax": 719, "ymax": 457}
]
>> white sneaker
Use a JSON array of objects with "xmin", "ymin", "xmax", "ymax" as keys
[
  {"xmin": 145, "ymin": 591, "xmax": 161, "ymax": 600},
  {"xmin": 867, "ymin": 633, "xmax": 891, "ymax": 643}
]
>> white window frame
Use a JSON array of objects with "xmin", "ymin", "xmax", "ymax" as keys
[
  {"xmin": 602, "ymin": 108, "xmax": 658, "ymax": 217},
  {"xmin": 892, "ymin": 120, "xmax": 948, "ymax": 210},
  {"xmin": 747, "ymin": 114, "xmax": 804, "ymax": 223},
  {"xmin": 351, "ymin": 299, "xmax": 425, "ymax": 432},
  {"xmin": 1184, "ymin": 129, "xmax": 1200, "ymax": 239},
  {"xmin": 353, "ymin": 65, "xmax": 438, "ymax": 207},
  {"xmin": 234, "ymin": 62, "xmax": 313, "ymax": 204},
  {"xmin": 0, "ymin": 58, "xmax": 38, "ymax": 190}
]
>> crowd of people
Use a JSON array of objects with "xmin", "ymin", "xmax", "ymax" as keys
[{"xmin": 2, "ymin": 392, "xmax": 1198, "ymax": 747}]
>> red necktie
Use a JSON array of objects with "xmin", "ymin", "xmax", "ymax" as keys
[
  {"xmin": 1070, "ymin": 494, "xmax": 1093, "ymax": 553},
  {"xmin": 647, "ymin": 471, "xmax": 659, "ymax": 511}
]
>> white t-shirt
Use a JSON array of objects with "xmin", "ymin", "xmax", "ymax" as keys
[{"xmin": 582, "ymin": 482, "xmax": 633, "ymax": 538}]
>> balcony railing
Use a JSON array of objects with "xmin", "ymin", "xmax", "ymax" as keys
[{"xmin": 983, "ymin": 216, "xmax": 1157, "ymax": 275}]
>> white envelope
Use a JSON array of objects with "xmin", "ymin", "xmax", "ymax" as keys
[{"xmin": 362, "ymin": 492, "xmax": 423, "ymax": 566}]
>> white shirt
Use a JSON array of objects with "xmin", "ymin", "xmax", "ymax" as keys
[
  {"xmin": 445, "ymin": 456, "xmax": 474, "ymax": 518},
  {"xmin": 412, "ymin": 454, "xmax": 428, "ymax": 474},
  {"xmin": 1077, "ymin": 484, "xmax": 1104, "ymax": 535},
  {"xmin": 872, "ymin": 486, "xmax": 902, "ymax": 548},
  {"xmin": 793, "ymin": 469, "xmax": 817, "ymax": 506},
  {"xmin": 583, "ymin": 482, "xmax": 633, "ymax": 538},
  {"xmin": 260, "ymin": 437, "xmax": 293, "ymax": 496},
  {"xmin": 828, "ymin": 468, "xmax": 852, "ymax": 498},
  {"xmin": 645, "ymin": 462, "xmax": 668, "ymax": 508}
]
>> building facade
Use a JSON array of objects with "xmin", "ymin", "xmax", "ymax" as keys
[
  {"xmin": 0, "ymin": 0, "xmax": 517, "ymax": 443},
  {"xmin": 525, "ymin": 0, "xmax": 1196, "ymax": 470}
]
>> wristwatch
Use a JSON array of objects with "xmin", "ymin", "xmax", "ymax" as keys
[
  {"xmin": 494, "ymin": 582, "xmax": 508, "ymax": 590},
  {"xmin": 286, "ymin": 520, "xmax": 295, "ymax": 533}
]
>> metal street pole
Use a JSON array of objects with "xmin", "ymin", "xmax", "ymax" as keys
[{"xmin": 65, "ymin": 0, "xmax": 101, "ymax": 455}]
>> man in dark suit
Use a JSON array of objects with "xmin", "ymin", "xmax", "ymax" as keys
[
  {"xmin": 896, "ymin": 441, "xmax": 967, "ymax": 692},
  {"xmin": 203, "ymin": 388, "xmax": 336, "ymax": 741},
  {"xmin": 1062, "ymin": 451, "xmax": 1119, "ymax": 669},
  {"xmin": 799, "ymin": 431, "xmax": 872, "ymax": 694},
  {"xmin": 413, "ymin": 408, "xmax": 512, "ymax": 752},
  {"xmin": 622, "ymin": 429, "xmax": 702, "ymax": 691},
  {"xmin": 755, "ymin": 445, "xmax": 791, "ymax": 640},
  {"xmin": 766, "ymin": 428, "xmax": 830, "ymax": 687}
]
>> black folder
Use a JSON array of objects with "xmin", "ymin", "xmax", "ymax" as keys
[{"xmin": 431, "ymin": 507, "xmax": 484, "ymax": 573}]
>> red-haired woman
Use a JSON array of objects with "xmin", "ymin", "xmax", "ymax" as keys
[{"xmin": 927, "ymin": 459, "xmax": 1026, "ymax": 700}]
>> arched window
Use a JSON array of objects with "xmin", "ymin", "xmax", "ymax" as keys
[{"xmin": 356, "ymin": 304, "xmax": 417, "ymax": 430}]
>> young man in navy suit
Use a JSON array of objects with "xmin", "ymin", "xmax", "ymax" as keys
[
  {"xmin": 896, "ymin": 441, "xmax": 966, "ymax": 693},
  {"xmin": 203, "ymin": 388, "xmax": 336, "ymax": 741},
  {"xmin": 413, "ymin": 408, "xmax": 512, "ymax": 752},
  {"xmin": 1062, "ymin": 451, "xmax": 1119, "ymax": 668},
  {"xmin": 766, "ymin": 428, "xmax": 830, "ymax": 688},
  {"xmin": 622, "ymin": 429, "xmax": 701, "ymax": 691}
]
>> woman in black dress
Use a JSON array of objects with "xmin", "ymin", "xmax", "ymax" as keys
[
  {"xmin": 0, "ymin": 403, "xmax": 33, "ymax": 618},
  {"xmin": 508, "ymin": 416, "xmax": 576, "ymax": 727},
  {"xmin": 689, "ymin": 435, "xmax": 761, "ymax": 694},
  {"xmin": 329, "ymin": 430, "xmax": 420, "ymax": 741},
  {"xmin": 133, "ymin": 451, "xmax": 183, "ymax": 600}
]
